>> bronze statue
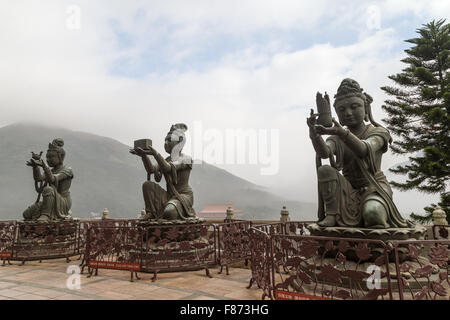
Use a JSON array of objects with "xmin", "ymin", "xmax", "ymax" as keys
[
  {"xmin": 130, "ymin": 123, "xmax": 196, "ymax": 221},
  {"xmin": 23, "ymin": 139, "xmax": 74, "ymax": 221},
  {"xmin": 307, "ymin": 78, "xmax": 410, "ymax": 229}
]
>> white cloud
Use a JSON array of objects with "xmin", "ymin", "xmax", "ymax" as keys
[{"xmin": 0, "ymin": 0, "xmax": 446, "ymax": 214}]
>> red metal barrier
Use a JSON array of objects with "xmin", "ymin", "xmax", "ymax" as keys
[
  {"xmin": 0, "ymin": 221, "xmax": 16, "ymax": 264},
  {"xmin": 270, "ymin": 234, "xmax": 393, "ymax": 300},
  {"xmin": 13, "ymin": 220, "xmax": 80, "ymax": 263},
  {"xmin": 391, "ymin": 239, "xmax": 449, "ymax": 300},
  {"xmin": 247, "ymin": 227, "xmax": 273, "ymax": 300},
  {"xmin": 84, "ymin": 225, "xmax": 143, "ymax": 281},
  {"xmin": 216, "ymin": 220, "xmax": 252, "ymax": 275},
  {"xmin": 432, "ymin": 225, "xmax": 449, "ymax": 240},
  {"xmin": 141, "ymin": 223, "xmax": 216, "ymax": 281},
  {"xmin": 1, "ymin": 217, "xmax": 445, "ymax": 300}
]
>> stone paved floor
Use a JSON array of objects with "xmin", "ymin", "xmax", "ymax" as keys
[{"xmin": 0, "ymin": 259, "xmax": 263, "ymax": 300}]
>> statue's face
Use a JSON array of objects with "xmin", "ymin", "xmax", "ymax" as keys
[
  {"xmin": 334, "ymin": 96, "xmax": 366, "ymax": 128},
  {"xmin": 46, "ymin": 151, "xmax": 60, "ymax": 167},
  {"xmin": 164, "ymin": 134, "xmax": 182, "ymax": 154}
]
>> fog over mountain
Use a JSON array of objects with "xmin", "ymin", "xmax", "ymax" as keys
[{"xmin": 0, "ymin": 123, "xmax": 315, "ymax": 221}]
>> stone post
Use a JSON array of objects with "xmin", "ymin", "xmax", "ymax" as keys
[
  {"xmin": 432, "ymin": 205, "xmax": 448, "ymax": 226},
  {"xmin": 226, "ymin": 206, "xmax": 234, "ymax": 220},
  {"xmin": 102, "ymin": 208, "xmax": 110, "ymax": 220},
  {"xmin": 280, "ymin": 206, "xmax": 290, "ymax": 223}
]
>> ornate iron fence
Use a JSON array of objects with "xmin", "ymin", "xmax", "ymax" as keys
[
  {"xmin": 270, "ymin": 234, "xmax": 393, "ymax": 300},
  {"xmin": 283, "ymin": 221, "xmax": 314, "ymax": 236},
  {"xmin": 0, "ymin": 218, "xmax": 142, "ymax": 267},
  {"xmin": 13, "ymin": 220, "xmax": 80, "ymax": 263},
  {"xmin": 0, "ymin": 221, "xmax": 16, "ymax": 265},
  {"xmin": 247, "ymin": 227, "xmax": 273, "ymax": 300},
  {"xmin": 253, "ymin": 222, "xmax": 283, "ymax": 235},
  {"xmin": 79, "ymin": 219, "xmax": 140, "ymax": 271},
  {"xmin": 83, "ymin": 222, "xmax": 216, "ymax": 281},
  {"xmin": 252, "ymin": 221, "xmax": 313, "ymax": 236},
  {"xmin": 1, "ymin": 217, "xmax": 446, "ymax": 300},
  {"xmin": 432, "ymin": 225, "xmax": 449, "ymax": 240},
  {"xmin": 391, "ymin": 239, "xmax": 449, "ymax": 300},
  {"xmin": 141, "ymin": 223, "xmax": 216, "ymax": 281},
  {"xmin": 246, "ymin": 226, "xmax": 449, "ymax": 300},
  {"xmin": 216, "ymin": 220, "xmax": 252, "ymax": 275},
  {"xmin": 84, "ymin": 225, "xmax": 143, "ymax": 281}
]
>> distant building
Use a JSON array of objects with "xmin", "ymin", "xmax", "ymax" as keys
[{"xmin": 198, "ymin": 204, "xmax": 242, "ymax": 220}]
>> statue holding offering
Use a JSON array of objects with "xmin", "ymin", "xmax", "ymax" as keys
[
  {"xmin": 130, "ymin": 123, "xmax": 196, "ymax": 221},
  {"xmin": 307, "ymin": 78, "xmax": 410, "ymax": 229},
  {"xmin": 23, "ymin": 138, "xmax": 74, "ymax": 221}
]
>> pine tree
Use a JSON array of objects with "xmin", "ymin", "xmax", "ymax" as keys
[{"xmin": 381, "ymin": 19, "xmax": 450, "ymax": 224}]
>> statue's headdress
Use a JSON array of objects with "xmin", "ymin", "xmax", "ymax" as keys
[
  {"xmin": 167, "ymin": 123, "xmax": 188, "ymax": 149},
  {"xmin": 334, "ymin": 78, "xmax": 383, "ymax": 128},
  {"xmin": 169, "ymin": 123, "xmax": 188, "ymax": 134},
  {"xmin": 47, "ymin": 138, "xmax": 66, "ymax": 161}
]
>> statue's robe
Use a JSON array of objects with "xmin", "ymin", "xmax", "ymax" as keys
[
  {"xmin": 317, "ymin": 124, "xmax": 408, "ymax": 228},
  {"xmin": 23, "ymin": 165, "xmax": 73, "ymax": 220},
  {"xmin": 49, "ymin": 165, "xmax": 73, "ymax": 219},
  {"xmin": 143, "ymin": 154, "xmax": 195, "ymax": 219}
]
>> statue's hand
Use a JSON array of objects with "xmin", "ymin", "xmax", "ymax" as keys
[
  {"xmin": 147, "ymin": 146, "xmax": 157, "ymax": 156},
  {"xmin": 130, "ymin": 147, "xmax": 147, "ymax": 157},
  {"xmin": 27, "ymin": 151, "xmax": 43, "ymax": 166},
  {"xmin": 331, "ymin": 118, "xmax": 346, "ymax": 137},
  {"xmin": 306, "ymin": 108, "xmax": 318, "ymax": 128},
  {"xmin": 26, "ymin": 160, "xmax": 36, "ymax": 167},
  {"xmin": 129, "ymin": 148, "xmax": 138, "ymax": 155},
  {"xmin": 31, "ymin": 151, "xmax": 43, "ymax": 160},
  {"xmin": 315, "ymin": 118, "xmax": 346, "ymax": 136},
  {"xmin": 307, "ymin": 109, "xmax": 319, "ymax": 138},
  {"xmin": 28, "ymin": 158, "xmax": 44, "ymax": 167}
]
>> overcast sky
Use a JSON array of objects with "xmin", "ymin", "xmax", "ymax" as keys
[{"xmin": 1, "ymin": 1, "xmax": 448, "ymax": 214}]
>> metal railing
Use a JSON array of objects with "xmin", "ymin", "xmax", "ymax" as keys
[
  {"xmin": 248, "ymin": 226, "xmax": 449, "ymax": 300},
  {"xmin": 1, "ymin": 218, "xmax": 447, "ymax": 300}
]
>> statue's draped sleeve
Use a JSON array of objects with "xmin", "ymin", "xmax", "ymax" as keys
[
  {"xmin": 164, "ymin": 155, "xmax": 195, "ymax": 219},
  {"xmin": 52, "ymin": 166, "xmax": 73, "ymax": 189},
  {"xmin": 356, "ymin": 127, "xmax": 409, "ymax": 228},
  {"xmin": 317, "ymin": 127, "xmax": 410, "ymax": 228},
  {"xmin": 316, "ymin": 137, "xmax": 342, "ymax": 221},
  {"xmin": 51, "ymin": 166, "xmax": 73, "ymax": 219},
  {"xmin": 326, "ymin": 136, "xmax": 343, "ymax": 171}
]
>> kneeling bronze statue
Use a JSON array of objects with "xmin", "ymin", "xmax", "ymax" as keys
[
  {"xmin": 306, "ymin": 79, "xmax": 426, "ymax": 263},
  {"xmin": 131, "ymin": 123, "xmax": 197, "ymax": 222},
  {"xmin": 307, "ymin": 79, "xmax": 410, "ymax": 229},
  {"xmin": 23, "ymin": 138, "xmax": 74, "ymax": 221}
]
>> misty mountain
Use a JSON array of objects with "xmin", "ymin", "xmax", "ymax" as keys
[{"xmin": 0, "ymin": 123, "xmax": 315, "ymax": 220}]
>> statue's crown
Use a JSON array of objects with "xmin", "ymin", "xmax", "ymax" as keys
[
  {"xmin": 48, "ymin": 138, "xmax": 65, "ymax": 151},
  {"xmin": 169, "ymin": 123, "xmax": 188, "ymax": 133},
  {"xmin": 334, "ymin": 78, "xmax": 364, "ymax": 100}
]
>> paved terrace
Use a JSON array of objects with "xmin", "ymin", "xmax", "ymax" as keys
[{"xmin": 0, "ymin": 259, "xmax": 262, "ymax": 300}]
